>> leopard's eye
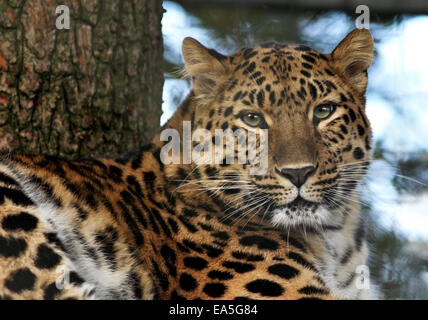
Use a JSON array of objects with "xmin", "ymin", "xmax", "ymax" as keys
[
  {"xmin": 314, "ymin": 104, "xmax": 336, "ymax": 120},
  {"xmin": 241, "ymin": 112, "xmax": 264, "ymax": 127}
]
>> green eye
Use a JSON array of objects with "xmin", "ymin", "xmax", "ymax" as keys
[
  {"xmin": 241, "ymin": 113, "xmax": 264, "ymax": 127},
  {"xmin": 314, "ymin": 104, "xmax": 336, "ymax": 120}
]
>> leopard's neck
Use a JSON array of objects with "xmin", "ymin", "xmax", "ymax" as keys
[{"xmin": 302, "ymin": 196, "xmax": 377, "ymax": 299}]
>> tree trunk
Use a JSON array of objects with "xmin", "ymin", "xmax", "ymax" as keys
[{"xmin": 0, "ymin": 0, "xmax": 164, "ymax": 158}]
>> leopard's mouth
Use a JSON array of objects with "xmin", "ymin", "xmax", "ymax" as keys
[
  {"xmin": 273, "ymin": 196, "xmax": 319, "ymax": 212},
  {"xmin": 268, "ymin": 196, "xmax": 331, "ymax": 227}
]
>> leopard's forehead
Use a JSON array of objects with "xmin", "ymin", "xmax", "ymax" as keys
[
  {"xmin": 221, "ymin": 43, "xmax": 340, "ymax": 116},
  {"xmin": 231, "ymin": 43, "xmax": 330, "ymax": 74}
]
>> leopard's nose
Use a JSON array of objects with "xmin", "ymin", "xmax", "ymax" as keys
[{"xmin": 275, "ymin": 165, "xmax": 317, "ymax": 188}]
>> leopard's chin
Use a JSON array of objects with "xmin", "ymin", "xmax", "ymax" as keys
[{"xmin": 269, "ymin": 197, "xmax": 333, "ymax": 228}]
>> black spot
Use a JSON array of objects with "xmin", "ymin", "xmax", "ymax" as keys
[
  {"xmin": 308, "ymin": 83, "xmax": 317, "ymax": 100},
  {"xmin": 224, "ymin": 106, "xmax": 233, "ymax": 117},
  {"xmin": 2, "ymin": 212, "xmax": 38, "ymax": 232},
  {"xmin": 343, "ymin": 144, "xmax": 352, "ymax": 153},
  {"xmin": 302, "ymin": 54, "xmax": 315, "ymax": 63},
  {"xmin": 256, "ymin": 90, "xmax": 264, "ymax": 108},
  {"xmin": 339, "ymin": 124, "xmax": 348, "ymax": 134},
  {"xmin": 302, "ymin": 62, "xmax": 313, "ymax": 70},
  {"xmin": 182, "ymin": 239, "xmax": 203, "ymax": 253},
  {"xmin": 205, "ymin": 166, "xmax": 218, "ymax": 177},
  {"xmin": 198, "ymin": 222, "xmax": 212, "ymax": 231},
  {"xmin": 243, "ymin": 62, "xmax": 256, "ymax": 74},
  {"xmin": 325, "ymin": 68, "xmax": 334, "ymax": 76},
  {"xmin": 354, "ymin": 218, "xmax": 365, "ymax": 251},
  {"xmin": 268, "ymin": 264, "xmax": 300, "ymax": 279},
  {"xmin": 75, "ymin": 205, "xmax": 89, "ymax": 220},
  {"xmin": 44, "ymin": 282, "xmax": 60, "ymax": 300},
  {"xmin": 300, "ymin": 70, "xmax": 311, "ymax": 78},
  {"xmin": 0, "ymin": 173, "xmax": 19, "ymax": 187},
  {"xmin": 203, "ymin": 283, "xmax": 226, "ymax": 298},
  {"xmin": 233, "ymin": 91, "xmax": 242, "ymax": 101},
  {"xmin": 179, "ymin": 273, "xmax": 197, "ymax": 291},
  {"xmin": 69, "ymin": 271, "xmax": 85, "ymax": 285},
  {"xmin": 161, "ymin": 244, "xmax": 177, "ymax": 277},
  {"xmin": 170, "ymin": 290, "xmax": 186, "ymax": 300},
  {"xmin": 178, "ymin": 216, "xmax": 198, "ymax": 233},
  {"xmin": 0, "ymin": 187, "xmax": 34, "ymax": 206},
  {"xmin": 126, "ymin": 176, "xmax": 144, "ymax": 198},
  {"xmin": 324, "ymin": 80, "xmax": 337, "ymax": 90},
  {"xmin": 243, "ymin": 48, "xmax": 258, "ymax": 59},
  {"xmin": 353, "ymin": 147, "xmax": 365, "ymax": 160},
  {"xmin": 27, "ymin": 176, "xmax": 62, "ymax": 207},
  {"xmin": 349, "ymin": 108, "xmax": 356, "ymax": 121},
  {"xmin": 365, "ymin": 136, "xmax": 372, "ymax": 151},
  {"xmin": 279, "ymin": 235, "xmax": 306, "ymax": 252},
  {"xmin": 246, "ymin": 279, "xmax": 284, "ymax": 297},
  {"xmin": 183, "ymin": 208, "xmax": 197, "ymax": 217},
  {"xmin": 239, "ymin": 235, "xmax": 279, "ymax": 250},
  {"xmin": 168, "ymin": 218, "xmax": 179, "ymax": 233},
  {"xmin": 255, "ymin": 76, "xmax": 265, "ymax": 85},
  {"xmin": 151, "ymin": 207, "xmax": 172, "ymax": 239},
  {"xmin": 298, "ymin": 285, "xmax": 329, "ymax": 295},
  {"xmin": 5, "ymin": 268, "xmax": 36, "ymax": 293},
  {"xmin": 183, "ymin": 256, "xmax": 208, "ymax": 271},
  {"xmin": 343, "ymin": 114, "xmax": 350, "ymax": 124},
  {"xmin": 340, "ymin": 247, "xmax": 353, "ymax": 265},
  {"xmin": 201, "ymin": 244, "xmax": 224, "ymax": 258},
  {"xmin": 231, "ymin": 251, "xmax": 264, "ymax": 262},
  {"xmin": 222, "ymin": 261, "xmax": 255, "ymax": 273},
  {"xmin": 357, "ymin": 125, "xmax": 365, "ymax": 136},
  {"xmin": 108, "ymin": 165, "xmax": 123, "ymax": 183},
  {"xmin": 152, "ymin": 259, "xmax": 169, "ymax": 292},
  {"xmin": 212, "ymin": 231, "xmax": 229, "ymax": 241},
  {"xmin": 295, "ymin": 45, "xmax": 311, "ymax": 51},
  {"xmin": 287, "ymin": 251, "xmax": 317, "ymax": 271},
  {"xmin": 130, "ymin": 273, "xmax": 142, "ymax": 299},
  {"xmin": 34, "ymin": 244, "xmax": 62, "ymax": 269},
  {"xmin": 44, "ymin": 232, "xmax": 67, "ymax": 253},
  {"xmin": 143, "ymin": 171, "xmax": 156, "ymax": 188},
  {"xmin": 0, "ymin": 235, "xmax": 27, "ymax": 257},
  {"xmin": 117, "ymin": 201, "xmax": 144, "ymax": 246},
  {"xmin": 208, "ymin": 270, "xmax": 233, "ymax": 280}
]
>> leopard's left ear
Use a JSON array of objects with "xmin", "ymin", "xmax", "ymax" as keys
[
  {"xmin": 330, "ymin": 29, "xmax": 374, "ymax": 94},
  {"xmin": 182, "ymin": 37, "xmax": 228, "ymax": 99}
]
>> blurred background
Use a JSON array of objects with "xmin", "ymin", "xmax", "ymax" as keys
[{"xmin": 161, "ymin": 0, "xmax": 428, "ymax": 299}]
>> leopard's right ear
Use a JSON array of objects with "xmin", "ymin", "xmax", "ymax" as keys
[
  {"xmin": 330, "ymin": 29, "xmax": 374, "ymax": 95},
  {"xmin": 182, "ymin": 38, "xmax": 228, "ymax": 99}
]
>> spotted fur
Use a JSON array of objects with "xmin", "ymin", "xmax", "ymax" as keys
[{"xmin": 0, "ymin": 29, "xmax": 378, "ymax": 299}]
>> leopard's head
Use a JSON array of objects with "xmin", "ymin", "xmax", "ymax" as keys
[{"xmin": 174, "ymin": 29, "xmax": 374, "ymax": 228}]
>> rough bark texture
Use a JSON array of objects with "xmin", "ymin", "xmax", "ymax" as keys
[{"xmin": 0, "ymin": 0, "xmax": 164, "ymax": 158}]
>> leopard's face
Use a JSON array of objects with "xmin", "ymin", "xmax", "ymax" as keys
[{"xmin": 181, "ymin": 29, "xmax": 374, "ymax": 228}]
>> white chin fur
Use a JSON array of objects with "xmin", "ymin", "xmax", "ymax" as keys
[{"xmin": 270, "ymin": 205, "xmax": 334, "ymax": 228}]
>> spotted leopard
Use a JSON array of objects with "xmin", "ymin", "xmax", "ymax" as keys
[{"xmin": 0, "ymin": 29, "xmax": 378, "ymax": 299}]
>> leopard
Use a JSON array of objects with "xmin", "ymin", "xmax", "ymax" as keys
[{"xmin": 0, "ymin": 28, "xmax": 378, "ymax": 299}]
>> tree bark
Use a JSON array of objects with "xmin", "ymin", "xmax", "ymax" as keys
[{"xmin": 0, "ymin": 0, "xmax": 164, "ymax": 158}]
